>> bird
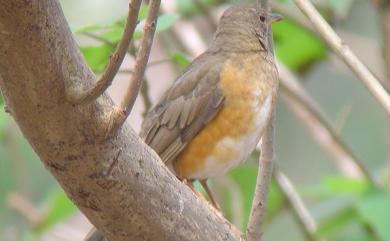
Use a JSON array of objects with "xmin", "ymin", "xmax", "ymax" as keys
[
  {"xmin": 140, "ymin": 4, "xmax": 281, "ymax": 207},
  {"xmin": 84, "ymin": 4, "xmax": 281, "ymax": 241}
]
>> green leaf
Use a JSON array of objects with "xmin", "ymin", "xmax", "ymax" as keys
[
  {"xmin": 267, "ymin": 181, "xmax": 284, "ymax": 217},
  {"xmin": 169, "ymin": 52, "xmax": 191, "ymax": 69},
  {"xmin": 80, "ymin": 44, "xmax": 114, "ymax": 73},
  {"xmin": 323, "ymin": 176, "xmax": 369, "ymax": 196},
  {"xmin": 74, "ymin": 17, "xmax": 125, "ymax": 34},
  {"xmin": 98, "ymin": 25, "xmax": 125, "ymax": 43},
  {"xmin": 36, "ymin": 189, "xmax": 77, "ymax": 233},
  {"xmin": 228, "ymin": 163, "xmax": 258, "ymax": 231},
  {"xmin": 356, "ymin": 191, "xmax": 390, "ymax": 241},
  {"xmin": 316, "ymin": 205, "xmax": 357, "ymax": 236},
  {"xmin": 156, "ymin": 14, "xmax": 179, "ymax": 32},
  {"xmin": 135, "ymin": 13, "xmax": 179, "ymax": 39},
  {"xmin": 273, "ymin": 19, "xmax": 327, "ymax": 70},
  {"xmin": 176, "ymin": 0, "xmax": 218, "ymax": 16},
  {"xmin": 138, "ymin": 5, "xmax": 149, "ymax": 20},
  {"xmin": 306, "ymin": 176, "xmax": 369, "ymax": 200}
]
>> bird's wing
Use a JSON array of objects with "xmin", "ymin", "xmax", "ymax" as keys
[{"xmin": 140, "ymin": 54, "xmax": 225, "ymax": 167}]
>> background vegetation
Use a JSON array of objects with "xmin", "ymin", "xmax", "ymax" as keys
[{"xmin": 1, "ymin": 0, "xmax": 389, "ymax": 240}]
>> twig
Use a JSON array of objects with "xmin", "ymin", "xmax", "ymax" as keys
[
  {"xmin": 66, "ymin": 0, "xmax": 142, "ymax": 104},
  {"xmin": 246, "ymin": 106, "xmax": 276, "ymax": 241},
  {"xmin": 119, "ymin": 59, "xmax": 172, "ymax": 72},
  {"xmin": 294, "ymin": 0, "xmax": 390, "ymax": 117},
  {"xmin": 7, "ymin": 193, "xmax": 45, "ymax": 227},
  {"xmin": 140, "ymin": 78, "xmax": 152, "ymax": 117},
  {"xmin": 82, "ymin": 32, "xmax": 116, "ymax": 49},
  {"xmin": 107, "ymin": 0, "xmax": 161, "ymax": 135},
  {"xmin": 82, "ymin": 32, "xmax": 171, "ymax": 71},
  {"xmin": 82, "ymin": 28, "xmax": 156, "ymax": 119},
  {"xmin": 274, "ymin": 169, "xmax": 326, "ymax": 241},
  {"xmin": 277, "ymin": 61, "xmax": 379, "ymax": 188}
]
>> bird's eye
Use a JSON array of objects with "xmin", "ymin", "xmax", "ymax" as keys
[{"xmin": 259, "ymin": 15, "xmax": 266, "ymax": 22}]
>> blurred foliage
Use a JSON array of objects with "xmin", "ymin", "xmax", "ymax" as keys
[
  {"xmin": 35, "ymin": 190, "xmax": 77, "ymax": 234},
  {"xmin": 75, "ymin": 5, "xmax": 180, "ymax": 74},
  {"xmin": 1, "ymin": 1, "xmax": 389, "ymax": 241},
  {"xmin": 81, "ymin": 45, "xmax": 115, "ymax": 73},
  {"xmin": 273, "ymin": 20, "xmax": 327, "ymax": 71}
]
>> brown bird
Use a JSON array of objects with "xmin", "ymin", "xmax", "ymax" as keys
[
  {"xmin": 85, "ymin": 4, "xmax": 280, "ymax": 241},
  {"xmin": 140, "ymin": 5, "xmax": 280, "ymax": 206}
]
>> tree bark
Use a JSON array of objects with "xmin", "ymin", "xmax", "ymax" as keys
[{"xmin": 0, "ymin": 1, "xmax": 240, "ymax": 240}]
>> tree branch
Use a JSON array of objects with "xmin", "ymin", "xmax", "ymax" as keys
[
  {"xmin": 294, "ymin": 0, "xmax": 390, "ymax": 117},
  {"xmin": 274, "ymin": 169, "xmax": 326, "ymax": 241},
  {"xmin": 66, "ymin": 0, "xmax": 142, "ymax": 104},
  {"xmin": 277, "ymin": 62, "xmax": 379, "ymax": 188},
  {"xmin": 0, "ymin": 1, "xmax": 241, "ymax": 240},
  {"xmin": 107, "ymin": 0, "xmax": 161, "ymax": 135},
  {"xmin": 246, "ymin": 106, "xmax": 276, "ymax": 241}
]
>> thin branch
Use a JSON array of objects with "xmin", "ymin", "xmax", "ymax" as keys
[
  {"xmin": 66, "ymin": 0, "xmax": 142, "ymax": 104},
  {"xmin": 294, "ymin": 0, "xmax": 390, "ymax": 117},
  {"xmin": 82, "ymin": 30, "xmax": 160, "ymax": 119},
  {"xmin": 82, "ymin": 31, "xmax": 172, "ymax": 70},
  {"xmin": 277, "ymin": 61, "xmax": 379, "ymax": 188},
  {"xmin": 246, "ymin": 106, "xmax": 276, "ymax": 241},
  {"xmin": 82, "ymin": 32, "xmax": 117, "ymax": 48},
  {"xmin": 140, "ymin": 78, "xmax": 152, "ymax": 117},
  {"xmin": 107, "ymin": 0, "xmax": 161, "ymax": 135},
  {"xmin": 274, "ymin": 169, "xmax": 326, "ymax": 241},
  {"xmin": 6, "ymin": 193, "xmax": 44, "ymax": 228}
]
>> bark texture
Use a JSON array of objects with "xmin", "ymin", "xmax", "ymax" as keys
[{"xmin": 0, "ymin": 1, "xmax": 239, "ymax": 240}]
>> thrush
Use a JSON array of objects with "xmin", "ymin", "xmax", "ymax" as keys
[
  {"xmin": 140, "ymin": 5, "xmax": 280, "ymax": 206},
  {"xmin": 85, "ymin": 4, "xmax": 280, "ymax": 241}
]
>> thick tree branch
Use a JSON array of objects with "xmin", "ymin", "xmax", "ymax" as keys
[
  {"xmin": 107, "ymin": 0, "xmax": 161, "ymax": 135},
  {"xmin": 277, "ymin": 62, "xmax": 379, "ymax": 187},
  {"xmin": 0, "ymin": 1, "xmax": 240, "ymax": 240},
  {"xmin": 246, "ymin": 106, "xmax": 276, "ymax": 241},
  {"xmin": 294, "ymin": 0, "xmax": 390, "ymax": 117},
  {"xmin": 66, "ymin": 0, "xmax": 142, "ymax": 104}
]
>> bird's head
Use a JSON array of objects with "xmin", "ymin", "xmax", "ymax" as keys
[{"xmin": 211, "ymin": 5, "xmax": 282, "ymax": 53}]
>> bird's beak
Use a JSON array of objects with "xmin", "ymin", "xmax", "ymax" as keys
[{"xmin": 271, "ymin": 13, "xmax": 283, "ymax": 23}]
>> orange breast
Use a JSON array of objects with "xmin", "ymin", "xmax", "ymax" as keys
[{"xmin": 174, "ymin": 56, "xmax": 274, "ymax": 180}]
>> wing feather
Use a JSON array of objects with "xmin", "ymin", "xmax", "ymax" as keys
[{"xmin": 140, "ymin": 54, "xmax": 225, "ymax": 168}]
